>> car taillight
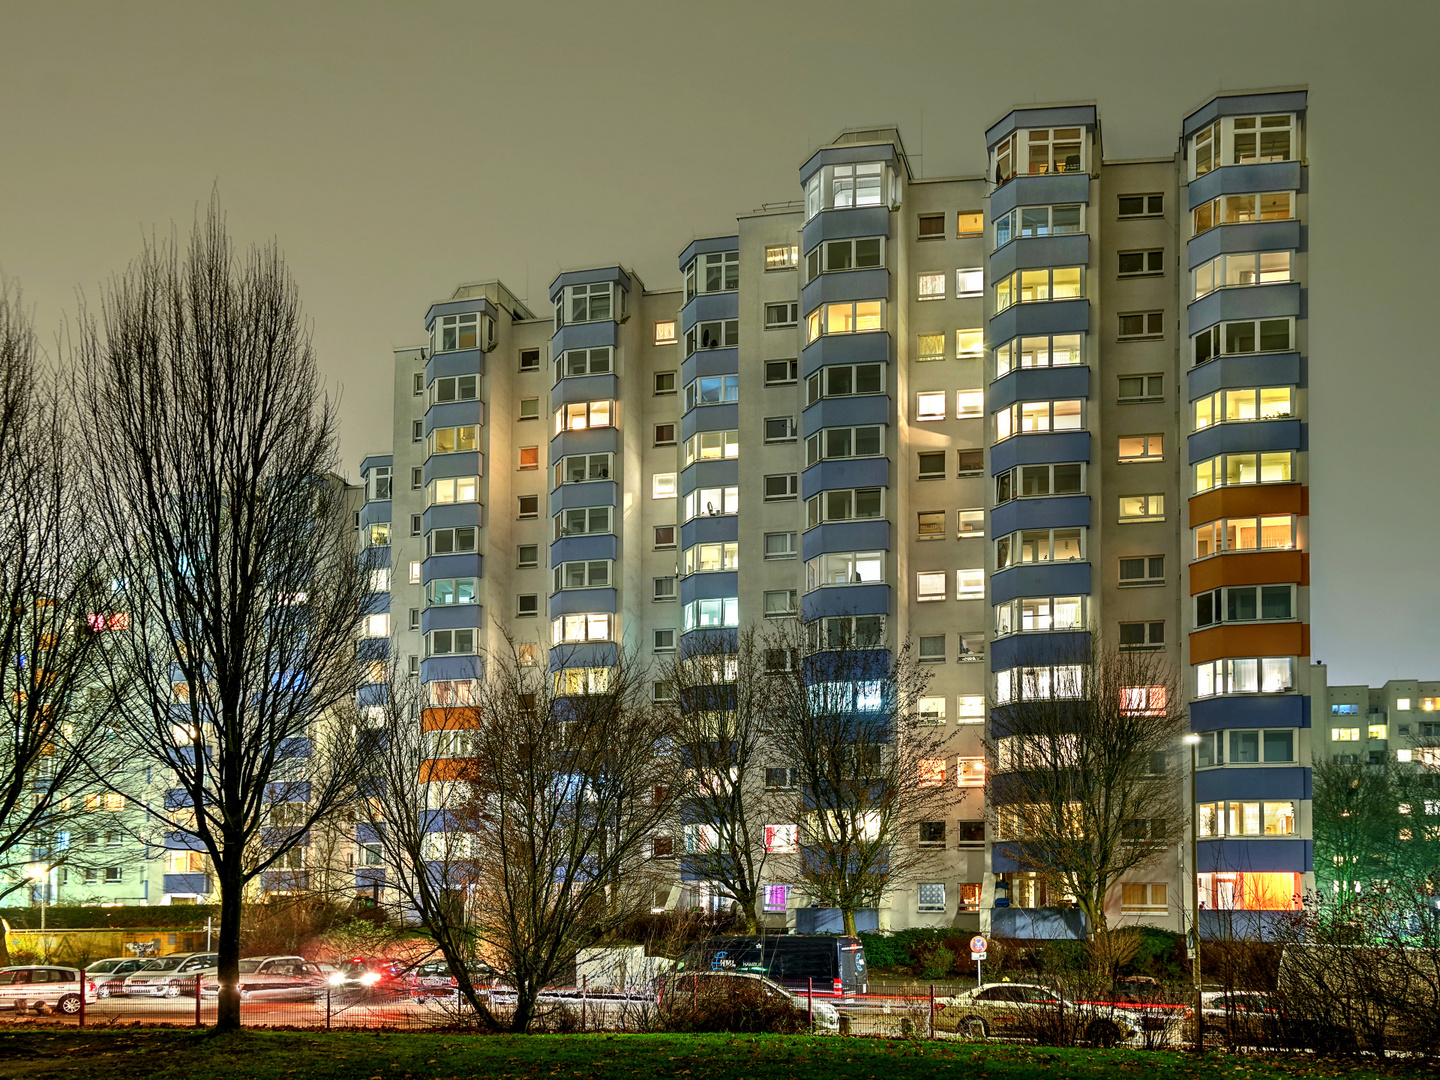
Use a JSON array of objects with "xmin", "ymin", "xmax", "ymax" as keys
[
  {"xmin": 832, "ymin": 978, "xmax": 842, "ymax": 994},
  {"xmin": 88, "ymin": 982, "xmax": 96, "ymax": 992},
  {"xmin": 449, "ymin": 977, "xmax": 457, "ymax": 987}
]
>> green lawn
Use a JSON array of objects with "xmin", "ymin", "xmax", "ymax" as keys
[{"xmin": 0, "ymin": 1029, "xmax": 1424, "ymax": 1080}]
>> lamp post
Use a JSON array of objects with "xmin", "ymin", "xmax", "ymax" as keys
[{"xmin": 1182, "ymin": 733, "xmax": 1202, "ymax": 1049}]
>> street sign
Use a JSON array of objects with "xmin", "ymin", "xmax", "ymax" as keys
[{"xmin": 970, "ymin": 935, "xmax": 987, "ymax": 956}]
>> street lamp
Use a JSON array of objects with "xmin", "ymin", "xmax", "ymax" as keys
[{"xmin": 1182, "ymin": 733, "xmax": 1202, "ymax": 1048}]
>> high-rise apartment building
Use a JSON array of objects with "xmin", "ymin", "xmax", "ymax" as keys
[{"xmin": 357, "ymin": 88, "xmax": 1314, "ymax": 937}]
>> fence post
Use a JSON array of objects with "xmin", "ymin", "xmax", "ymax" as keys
[
  {"xmin": 194, "ymin": 974, "xmax": 202, "ymax": 1027},
  {"xmin": 79, "ymin": 968, "xmax": 86, "ymax": 1028},
  {"xmin": 581, "ymin": 974, "xmax": 587, "ymax": 1032},
  {"xmin": 929, "ymin": 984, "xmax": 935, "ymax": 1039},
  {"xmin": 808, "ymin": 977, "xmax": 813, "ymax": 1031},
  {"xmin": 326, "ymin": 980, "xmax": 332, "ymax": 1031}
]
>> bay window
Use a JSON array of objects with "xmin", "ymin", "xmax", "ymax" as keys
[
  {"xmin": 804, "ymin": 162, "xmax": 886, "ymax": 220},
  {"xmin": 1193, "ymin": 451, "xmax": 1293, "ymax": 493},
  {"xmin": 683, "ymin": 250, "xmax": 739, "ymax": 300},
  {"xmin": 552, "ymin": 612, "xmax": 612, "ymax": 644},
  {"xmin": 995, "ymin": 527, "xmax": 1085, "ymax": 569},
  {"xmin": 994, "ymin": 664, "xmax": 1084, "ymax": 703},
  {"xmin": 682, "ymin": 541, "xmax": 739, "ymax": 575},
  {"xmin": 804, "ymin": 236, "xmax": 884, "ymax": 280},
  {"xmin": 1193, "ymin": 387, "xmax": 1294, "ymax": 429},
  {"xmin": 428, "ymin": 426, "xmax": 478, "ymax": 455},
  {"xmin": 805, "ymin": 362, "xmax": 883, "ymax": 405},
  {"xmin": 806, "ymin": 300, "xmax": 885, "ymax": 344},
  {"xmin": 554, "ymin": 399, "xmax": 614, "ymax": 433},
  {"xmin": 427, "ymin": 526, "xmax": 476, "ymax": 555},
  {"xmin": 994, "ymin": 463, "xmax": 1085, "ymax": 504},
  {"xmin": 1191, "ymin": 114, "xmax": 1295, "ymax": 179},
  {"xmin": 804, "ymin": 425, "xmax": 884, "ymax": 466},
  {"xmin": 555, "ymin": 282, "xmax": 615, "ymax": 328},
  {"xmin": 559, "ymin": 346, "xmax": 612, "ymax": 378},
  {"xmin": 994, "ymin": 267, "xmax": 1083, "ymax": 312},
  {"xmin": 994, "ymin": 595, "xmax": 1086, "ymax": 636},
  {"xmin": 808, "ymin": 615, "xmax": 885, "ymax": 650},
  {"xmin": 991, "ymin": 128, "xmax": 1084, "ymax": 183},
  {"xmin": 994, "ymin": 399, "xmax": 1083, "ymax": 440},
  {"xmin": 1194, "ymin": 584, "xmax": 1294, "ymax": 627},
  {"xmin": 432, "ymin": 311, "xmax": 493, "ymax": 352},
  {"xmin": 426, "ymin": 578, "xmax": 478, "ymax": 606},
  {"xmin": 1193, "ymin": 515, "xmax": 1296, "ymax": 558},
  {"xmin": 1198, "ymin": 728, "xmax": 1296, "ymax": 767},
  {"xmin": 1193, "ymin": 252, "xmax": 1293, "ymax": 299},
  {"xmin": 684, "ymin": 319, "xmax": 739, "ymax": 355},
  {"xmin": 554, "ymin": 506, "xmax": 612, "ymax": 538},
  {"xmin": 683, "ymin": 429, "xmax": 739, "ymax": 466},
  {"xmin": 428, "ymin": 628, "xmax": 476, "ymax": 656},
  {"xmin": 428, "ymin": 475, "xmax": 479, "ymax": 505},
  {"xmin": 1197, "ymin": 801, "xmax": 1297, "ymax": 838},
  {"xmin": 806, "ymin": 486, "xmax": 884, "ymax": 527},
  {"xmin": 683, "ymin": 597, "xmax": 740, "ymax": 632},
  {"xmin": 430, "ymin": 374, "xmax": 478, "ymax": 404},
  {"xmin": 555, "ymin": 453, "xmax": 612, "ymax": 486},
  {"xmin": 683, "ymin": 486, "xmax": 739, "ymax": 521},
  {"xmin": 805, "ymin": 550, "xmax": 884, "ymax": 590},
  {"xmin": 684, "ymin": 374, "xmax": 739, "ymax": 411},
  {"xmin": 1192, "ymin": 191, "xmax": 1294, "ymax": 235},
  {"xmin": 992, "ymin": 203, "xmax": 1083, "ymax": 247},
  {"xmin": 554, "ymin": 560, "xmax": 612, "ymax": 591},
  {"xmin": 554, "ymin": 667, "xmax": 612, "ymax": 696},
  {"xmin": 1194, "ymin": 657, "xmax": 1294, "ymax": 698},
  {"xmin": 995, "ymin": 333, "xmax": 1082, "ymax": 377}
]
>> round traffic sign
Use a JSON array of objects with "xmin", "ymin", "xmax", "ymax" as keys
[{"xmin": 970, "ymin": 935, "xmax": 987, "ymax": 955}]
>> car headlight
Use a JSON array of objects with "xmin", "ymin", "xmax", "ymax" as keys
[
  {"xmin": 328, "ymin": 972, "xmax": 346, "ymax": 985},
  {"xmin": 359, "ymin": 972, "xmax": 381, "ymax": 986}
]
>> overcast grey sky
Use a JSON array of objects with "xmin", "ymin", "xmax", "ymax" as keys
[{"xmin": 2, "ymin": 0, "xmax": 1436, "ymax": 682}]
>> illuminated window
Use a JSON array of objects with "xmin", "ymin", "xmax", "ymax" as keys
[
  {"xmin": 682, "ymin": 597, "xmax": 739, "ymax": 632},
  {"xmin": 554, "ymin": 400, "xmax": 613, "ymax": 433},
  {"xmin": 428, "ymin": 628, "xmax": 475, "ymax": 655},
  {"xmin": 683, "ymin": 430, "xmax": 739, "ymax": 466},
  {"xmin": 916, "ymin": 392, "xmax": 946, "ymax": 421},
  {"xmin": 994, "ymin": 399, "xmax": 1083, "ymax": 440},
  {"xmin": 956, "ymin": 328, "xmax": 983, "ymax": 359},
  {"xmin": 1121, "ymin": 883, "xmax": 1167, "ymax": 912},
  {"xmin": 956, "ymin": 569, "xmax": 984, "ymax": 600},
  {"xmin": 917, "ymin": 572, "xmax": 946, "ymax": 602},
  {"xmin": 1195, "ymin": 658, "xmax": 1294, "ymax": 698},
  {"xmin": 427, "ymin": 476, "xmax": 479, "ymax": 506},
  {"xmin": 518, "ymin": 446, "xmax": 539, "ymax": 471},
  {"xmin": 994, "ymin": 267, "xmax": 1083, "ymax": 312},
  {"xmin": 1120, "ymin": 686, "xmax": 1167, "ymax": 716},
  {"xmin": 918, "ymin": 759, "xmax": 947, "ymax": 787},
  {"xmin": 1193, "ymin": 515, "xmax": 1296, "ymax": 558},
  {"xmin": 362, "ymin": 614, "xmax": 390, "ymax": 638},
  {"xmin": 956, "ymin": 268, "xmax": 984, "ymax": 297},
  {"xmin": 652, "ymin": 473, "xmax": 677, "ymax": 499},
  {"xmin": 917, "ymin": 273, "xmax": 946, "ymax": 301},
  {"xmin": 683, "ymin": 486, "xmax": 739, "ymax": 522},
  {"xmin": 956, "ymin": 211, "xmax": 983, "ymax": 236},
  {"xmin": 1194, "ymin": 451, "xmax": 1293, "ymax": 493},
  {"xmin": 957, "ymin": 695, "xmax": 985, "ymax": 722},
  {"xmin": 653, "ymin": 320, "xmax": 677, "ymax": 345},
  {"xmin": 1118, "ymin": 434, "xmax": 1163, "ymax": 463},
  {"xmin": 916, "ymin": 333, "xmax": 945, "ymax": 362},
  {"xmin": 1193, "ymin": 251, "xmax": 1292, "ymax": 299},
  {"xmin": 995, "ymin": 333, "xmax": 1081, "ymax": 376},
  {"xmin": 765, "ymin": 244, "xmax": 799, "ymax": 271},
  {"xmin": 956, "ymin": 390, "xmax": 984, "ymax": 419},
  {"xmin": 956, "ymin": 758, "xmax": 985, "ymax": 787},
  {"xmin": 552, "ymin": 613, "xmax": 612, "ymax": 645},
  {"xmin": 763, "ymin": 824, "xmax": 799, "ymax": 854},
  {"xmin": 682, "ymin": 542, "xmax": 738, "ymax": 576},
  {"xmin": 1119, "ymin": 494, "xmax": 1164, "ymax": 522}
]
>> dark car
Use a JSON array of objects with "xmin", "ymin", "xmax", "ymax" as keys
[
  {"xmin": 411, "ymin": 958, "xmax": 495, "ymax": 995},
  {"xmin": 330, "ymin": 957, "xmax": 413, "ymax": 997},
  {"xmin": 679, "ymin": 935, "xmax": 868, "ymax": 996}
]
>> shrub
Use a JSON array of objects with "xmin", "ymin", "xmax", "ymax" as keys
[{"xmin": 660, "ymin": 977, "xmax": 805, "ymax": 1034}]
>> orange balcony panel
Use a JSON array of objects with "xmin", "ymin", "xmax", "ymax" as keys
[
  {"xmin": 1190, "ymin": 552, "xmax": 1309, "ymax": 594},
  {"xmin": 1189, "ymin": 622, "xmax": 1310, "ymax": 666},
  {"xmin": 421, "ymin": 706, "xmax": 483, "ymax": 731},
  {"xmin": 1189, "ymin": 484, "xmax": 1308, "ymax": 528},
  {"xmin": 419, "ymin": 757, "xmax": 478, "ymax": 783}
]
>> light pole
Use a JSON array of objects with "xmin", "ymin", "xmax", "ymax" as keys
[{"xmin": 1182, "ymin": 733, "xmax": 1202, "ymax": 1048}]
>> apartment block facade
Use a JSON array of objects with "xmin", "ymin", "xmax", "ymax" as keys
[{"xmin": 353, "ymin": 88, "xmax": 1315, "ymax": 936}]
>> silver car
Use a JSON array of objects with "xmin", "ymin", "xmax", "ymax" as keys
[
  {"xmin": 937, "ymin": 982, "xmax": 1142, "ymax": 1046},
  {"xmin": 0, "ymin": 966, "xmax": 98, "ymax": 1014},
  {"xmin": 83, "ymin": 957, "xmax": 147, "ymax": 998},
  {"xmin": 199, "ymin": 956, "xmax": 327, "ymax": 1001},
  {"xmin": 122, "ymin": 952, "xmax": 219, "ymax": 998}
]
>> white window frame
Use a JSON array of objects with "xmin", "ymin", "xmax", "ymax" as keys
[{"xmin": 995, "ymin": 333, "xmax": 1084, "ymax": 377}]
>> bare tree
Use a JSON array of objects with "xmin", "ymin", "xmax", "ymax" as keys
[
  {"xmin": 764, "ymin": 620, "xmax": 947, "ymax": 936},
  {"xmin": 658, "ymin": 629, "xmax": 783, "ymax": 932},
  {"xmin": 74, "ymin": 201, "xmax": 372, "ymax": 1031},
  {"xmin": 0, "ymin": 281, "xmax": 114, "ymax": 947},
  {"xmin": 463, "ymin": 644, "xmax": 679, "ymax": 1031},
  {"xmin": 985, "ymin": 640, "xmax": 1186, "ymax": 955}
]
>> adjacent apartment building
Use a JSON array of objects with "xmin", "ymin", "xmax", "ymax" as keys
[{"xmin": 353, "ymin": 87, "xmax": 1316, "ymax": 936}]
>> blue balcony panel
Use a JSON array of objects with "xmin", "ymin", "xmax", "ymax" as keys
[
  {"xmin": 800, "ymin": 267, "xmax": 891, "ymax": 316},
  {"xmin": 1186, "ymin": 220, "xmax": 1303, "ymax": 269},
  {"xmin": 1190, "ymin": 694, "xmax": 1309, "ymax": 731},
  {"xmin": 680, "ymin": 290, "xmax": 739, "ymax": 332},
  {"xmin": 1196, "ymin": 838, "xmax": 1311, "ymax": 875},
  {"xmin": 1196, "ymin": 765, "xmax": 1310, "ymax": 802},
  {"xmin": 1183, "ymin": 91, "xmax": 1307, "ymax": 139},
  {"xmin": 988, "ymin": 171, "xmax": 1093, "ymax": 217},
  {"xmin": 548, "ymin": 642, "xmax": 618, "ymax": 672},
  {"xmin": 986, "ymin": 104, "xmax": 1097, "ymax": 148},
  {"xmin": 1187, "ymin": 352, "xmax": 1302, "ymax": 400},
  {"xmin": 1198, "ymin": 910, "xmax": 1298, "ymax": 941},
  {"xmin": 549, "ymin": 427, "xmax": 620, "ymax": 456},
  {"xmin": 421, "ymin": 503, "xmax": 482, "ymax": 535},
  {"xmin": 1187, "ymin": 161, "xmax": 1304, "ymax": 212},
  {"xmin": 989, "ymin": 906, "xmax": 1087, "ymax": 940},
  {"xmin": 163, "ymin": 873, "xmax": 211, "ymax": 895},
  {"xmin": 549, "ymin": 534, "xmax": 617, "ymax": 565},
  {"xmin": 357, "ymin": 683, "xmax": 388, "ymax": 708},
  {"xmin": 356, "ymin": 638, "xmax": 389, "ymax": 663},
  {"xmin": 421, "ymin": 604, "xmax": 483, "ymax": 635},
  {"xmin": 548, "ymin": 266, "xmax": 632, "ymax": 302},
  {"xmin": 679, "ymin": 514, "xmax": 739, "ymax": 550},
  {"xmin": 678, "ymin": 460, "xmax": 739, "ymax": 497},
  {"xmin": 801, "ymin": 331, "xmax": 891, "ymax": 379},
  {"xmin": 801, "ymin": 457, "xmax": 890, "ymax": 501},
  {"xmin": 1188, "ymin": 282, "xmax": 1301, "ymax": 335},
  {"xmin": 801, "ymin": 394, "xmax": 891, "ymax": 438},
  {"xmin": 801, "ymin": 520, "xmax": 890, "ymax": 562},
  {"xmin": 990, "ymin": 431, "xmax": 1091, "ymax": 475},
  {"xmin": 357, "ymin": 823, "xmax": 384, "ymax": 845},
  {"xmin": 988, "ymin": 234, "xmax": 1091, "ymax": 281},
  {"xmin": 424, "ymin": 400, "xmax": 484, "ymax": 433},
  {"xmin": 680, "ymin": 347, "xmax": 740, "ymax": 385},
  {"xmin": 989, "ymin": 298, "xmax": 1090, "ymax": 342},
  {"xmin": 549, "ymin": 319, "xmax": 618, "ymax": 356},
  {"xmin": 1188, "ymin": 418, "xmax": 1303, "ymax": 464},
  {"xmin": 679, "ymin": 627, "xmax": 739, "ymax": 657},
  {"xmin": 425, "ymin": 296, "xmax": 499, "ymax": 330},
  {"xmin": 988, "ymin": 366, "xmax": 1091, "ymax": 412},
  {"xmin": 265, "ymin": 780, "xmax": 312, "ymax": 803},
  {"xmin": 990, "ymin": 561, "xmax": 1091, "ymax": 605},
  {"xmin": 801, "ymin": 205, "xmax": 892, "ymax": 254},
  {"xmin": 163, "ymin": 831, "xmax": 207, "ymax": 852},
  {"xmin": 549, "ymin": 587, "xmax": 618, "ymax": 619},
  {"xmin": 681, "ymin": 404, "xmax": 739, "ymax": 442},
  {"xmin": 420, "ymin": 655, "xmax": 482, "ymax": 683},
  {"xmin": 990, "ymin": 629, "xmax": 1089, "ymax": 672},
  {"xmin": 421, "ymin": 553, "xmax": 483, "ymax": 584},
  {"xmin": 678, "ymin": 234, "xmax": 739, "ymax": 270},
  {"xmin": 991, "ymin": 494, "xmax": 1091, "ymax": 536},
  {"xmin": 355, "ymin": 869, "xmax": 386, "ymax": 890},
  {"xmin": 358, "ymin": 501, "xmax": 391, "ymax": 530},
  {"xmin": 359, "ymin": 453, "xmax": 393, "ymax": 475},
  {"xmin": 800, "ymin": 140, "xmax": 902, "ymax": 185},
  {"xmin": 549, "ymin": 481, "xmax": 618, "ymax": 512},
  {"xmin": 801, "ymin": 584, "xmax": 891, "ymax": 621},
  {"xmin": 680, "ymin": 572, "xmax": 739, "ymax": 606},
  {"xmin": 425, "ymin": 350, "xmax": 484, "ymax": 385},
  {"xmin": 551, "ymin": 374, "xmax": 619, "ymax": 411},
  {"xmin": 422, "ymin": 452, "xmax": 483, "ymax": 486}
]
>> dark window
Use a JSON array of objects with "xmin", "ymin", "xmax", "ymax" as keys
[
  {"xmin": 919, "ymin": 821, "xmax": 946, "ymax": 846},
  {"xmin": 519, "ymin": 348, "xmax": 541, "ymax": 371},
  {"xmin": 654, "ymin": 525, "xmax": 676, "ymax": 549},
  {"xmin": 917, "ymin": 452, "xmax": 946, "ymax": 480},
  {"xmin": 956, "ymin": 820, "xmax": 985, "ymax": 845},
  {"xmin": 918, "ymin": 213, "xmax": 945, "ymax": 239},
  {"xmin": 1118, "ymin": 193, "xmax": 1164, "ymax": 218},
  {"xmin": 1118, "ymin": 250, "xmax": 1165, "ymax": 276}
]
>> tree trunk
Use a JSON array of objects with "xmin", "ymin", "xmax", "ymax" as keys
[
  {"xmin": 510, "ymin": 981, "xmax": 537, "ymax": 1033},
  {"xmin": 213, "ymin": 863, "xmax": 243, "ymax": 1032},
  {"xmin": 842, "ymin": 907, "xmax": 857, "ymax": 936}
]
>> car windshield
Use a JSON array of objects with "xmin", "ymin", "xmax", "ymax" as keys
[
  {"xmin": 237, "ymin": 961, "xmax": 263, "ymax": 974},
  {"xmin": 89, "ymin": 960, "xmax": 122, "ymax": 974},
  {"xmin": 141, "ymin": 958, "xmax": 184, "ymax": 971}
]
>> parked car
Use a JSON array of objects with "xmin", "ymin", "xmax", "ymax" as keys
[
  {"xmin": 660, "ymin": 970, "xmax": 840, "ymax": 1033},
  {"xmin": 679, "ymin": 935, "xmax": 868, "ymax": 996},
  {"xmin": 1199, "ymin": 990, "xmax": 1285, "ymax": 1044},
  {"xmin": 83, "ymin": 957, "xmax": 146, "ymax": 998},
  {"xmin": 936, "ymin": 982, "xmax": 1142, "ymax": 1046},
  {"xmin": 329, "ymin": 957, "xmax": 413, "ymax": 997},
  {"xmin": 121, "ymin": 952, "xmax": 219, "ymax": 998},
  {"xmin": 411, "ymin": 957, "xmax": 496, "ymax": 995},
  {"xmin": 199, "ymin": 956, "xmax": 328, "ymax": 1001},
  {"xmin": 0, "ymin": 966, "xmax": 98, "ymax": 1014}
]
